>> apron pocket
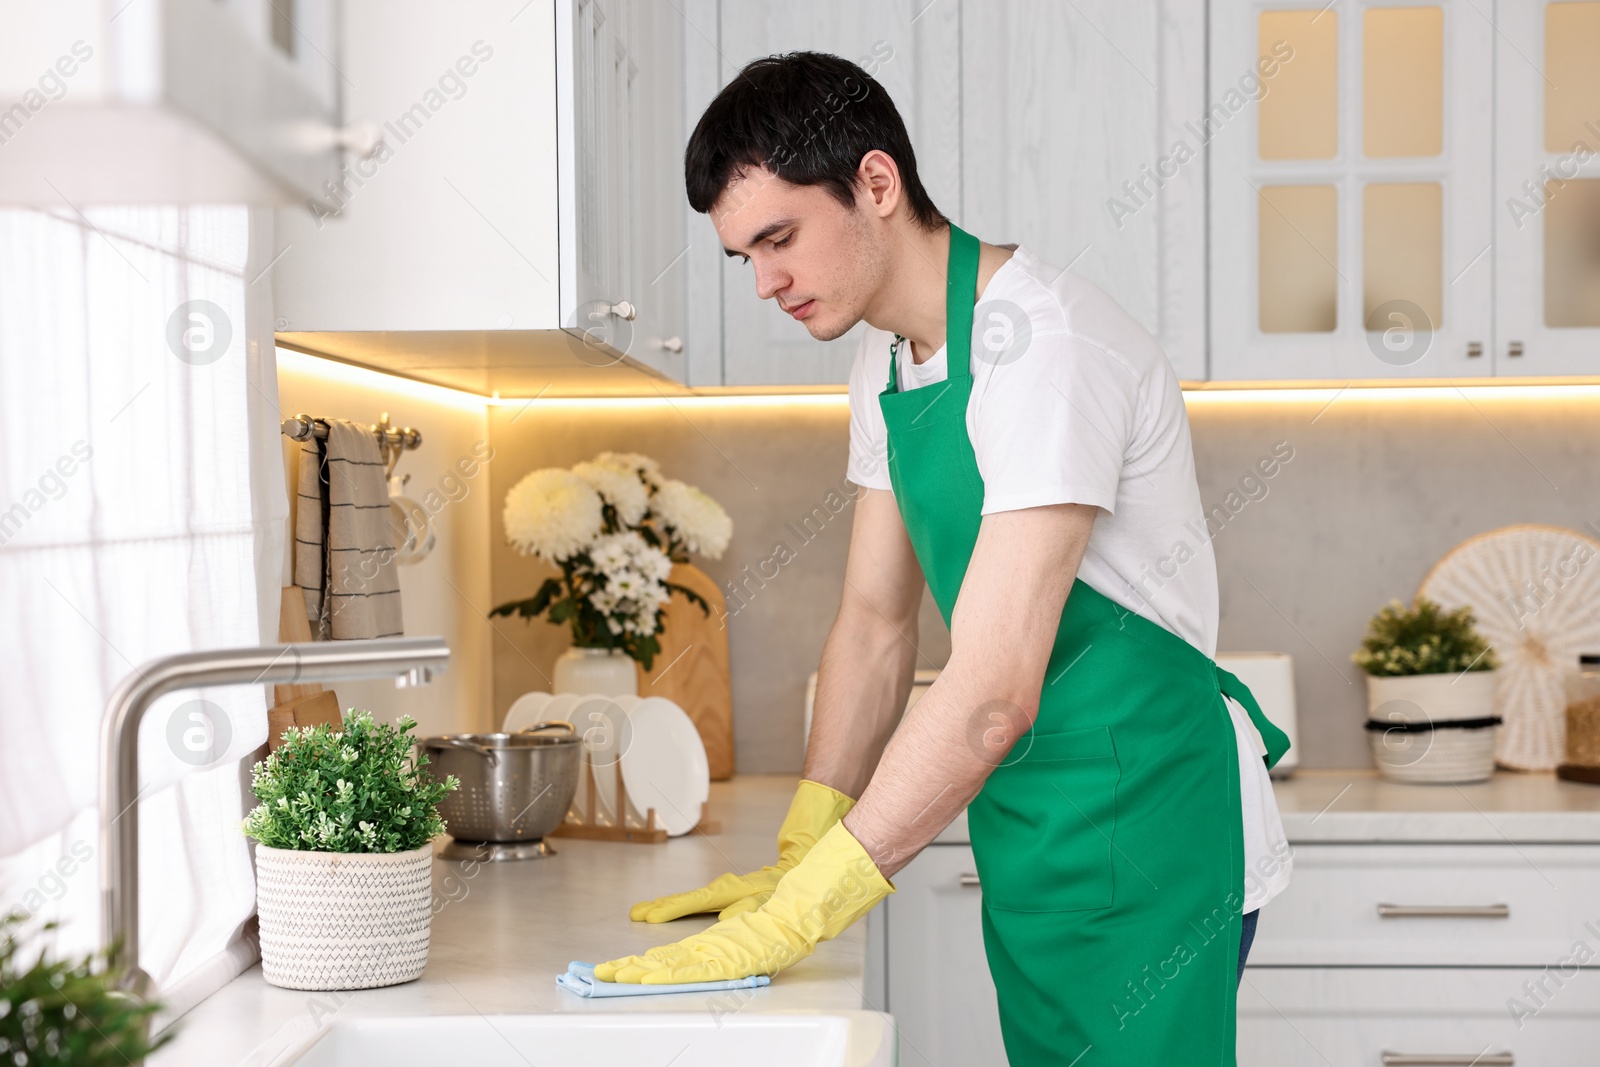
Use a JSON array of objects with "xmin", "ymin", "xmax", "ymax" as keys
[{"xmin": 970, "ymin": 723, "xmax": 1121, "ymax": 914}]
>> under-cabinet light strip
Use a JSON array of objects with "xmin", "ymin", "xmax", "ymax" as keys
[{"xmin": 278, "ymin": 351, "xmax": 1600, "ymax": 407}]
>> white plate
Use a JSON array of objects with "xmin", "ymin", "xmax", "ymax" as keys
[
  {"xmin": 619, "ymin": 697, "xmax": 710, "ymax": 837},
  {"xmin": 571, "ymin": 694, "xmax": 638, "ymax": 824},
  {"xmin": 502, "ymin": 691, "xmax": 553, "ymax": 733}
]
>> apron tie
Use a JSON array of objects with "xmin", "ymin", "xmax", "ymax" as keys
[{"xmin": 1214, "ymin": 663, "xmax": 1293, "ymax": 770}]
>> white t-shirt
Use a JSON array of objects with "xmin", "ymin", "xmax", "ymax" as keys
[{"xmin": 845, "ymin": 243, "xmax": 1292, "ymax": 913}]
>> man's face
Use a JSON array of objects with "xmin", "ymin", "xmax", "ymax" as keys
[{"xmin": 710, "ymin": 165, "xmax": 885, "ymax": 343}]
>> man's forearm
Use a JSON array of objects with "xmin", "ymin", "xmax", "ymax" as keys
[
  {"xmin": 801, "ymin": 609, "xmax": 919, "ymax": 798},
  {"xmin": 840, "ymin": 652, "xmax": 1030, "ymax": 879},
  {"xmin": 839, "ymin": 503, "xmax": 1096, "ymax": 880}
]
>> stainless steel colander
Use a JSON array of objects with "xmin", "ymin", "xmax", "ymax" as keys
[{"xmin": 421, "ymin": 722, "xmax": 579, "ymax": 845}]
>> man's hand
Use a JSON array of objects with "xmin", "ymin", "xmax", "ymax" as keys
[
  {"xmin": 627, "ymin": 779, "xmax": 856, "ymax": 922},
  {"xmin": 599, "ymin": 821, "xmax": 894, "ymax": 984}
]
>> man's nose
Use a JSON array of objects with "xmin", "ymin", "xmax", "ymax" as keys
[{"xmin": 753, "ymin": 260, "xmax": 789, "ymax": 302}]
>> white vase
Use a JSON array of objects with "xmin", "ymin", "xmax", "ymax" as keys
[
  {"xmin": 553, "ymin": 647, "xmax": 638, "ymax": 697},
  {"xmin": 254, "ymin": 843, "xmax": 433, "ymax": 990},
  {"xmin": 1365, "ymin": 671, "xmax": 1501, "ymax": 784}
]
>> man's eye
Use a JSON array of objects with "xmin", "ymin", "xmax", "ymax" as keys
[{"xmin": 773, "ymin": 234, "xmax": 793, "ymax": 249}]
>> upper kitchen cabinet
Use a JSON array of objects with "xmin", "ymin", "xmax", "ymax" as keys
[
  {"xmin": 690, "ymin": 1, "xmax": 960, "ymax": 387},
  {"xmin": 0, "ymin": 0, "xmax": 345, "ymax": 205},
  {"xmin": 273, "ymin": 0, "xmax": 691, "ymax": 393},
  {"xmin": 961, "ymin": 0, "xmax": 1207, "ymax": 381},
  {"xmin": 695, "ymin": 0, "xmax": 1206, "ymax": 386},
  {"xmin": 1494, "ymin": 1, "xmax": 1600, "ymax": 376},
  {"xmin": 1209, "ymin": 1, "xmax": 1495, "ymax": 381}
]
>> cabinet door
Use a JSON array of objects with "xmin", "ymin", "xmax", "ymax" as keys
[
  {"xmin": 703, "ymin": 2, "xmax": 961, "ymax": 387},
  {"xmin": 962, "ymin": 0, "xmax": 1206, "ymax": 379},
  {"xmin": 1210, "ymin": 1, "xmax": 1493, "ymax": 381},
  {"xmin": 1493, "ymin": 1, "xmax": 1600, "ymax": 375},
  {"xmin": 884, "ymin": 846, "xmax": 1007, "ymax": 1067},
  {"xmin": 556, "ymin": 0, "xmax": 687, "ymax": 378},
  {"xmin": 1, "ymin": 0, "xmax": 342, "ymax": 206},
  {"xmin": 276, "ymin": 0, "xmax": 560, "ymax": 332}
]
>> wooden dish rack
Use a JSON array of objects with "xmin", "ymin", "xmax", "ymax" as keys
[{"xmin": 548, "ymin": 741, "xmax": 719, "ymax": 844}]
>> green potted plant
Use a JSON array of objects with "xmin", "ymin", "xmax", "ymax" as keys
[
  {"xmin": 0, "ymin": 912, "xmax": 170, "ymax": 1066},
  {"xmin": 242, "ymin": 711, "xmax": 457, "ymax": 990},
  {"xmin": 1353, "ymin": 596, "xmax": 1502, "ymax": 783},
  {"xmin": 491, "ymin": 451, "xmax": 731, "ymax": 695}
]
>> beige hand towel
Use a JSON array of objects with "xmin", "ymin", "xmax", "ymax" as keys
[{"xmin": 292, "ymin": 419, "xmax": 404, "ymax": 640}]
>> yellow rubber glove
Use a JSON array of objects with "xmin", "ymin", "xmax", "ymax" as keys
[
  {"xmin": 598, "ymin": 820, "xmax": 894, "ymax": 984},
  {"xmin": 627, "ymin": 779, "xmax": 856, "ymax": 923}
]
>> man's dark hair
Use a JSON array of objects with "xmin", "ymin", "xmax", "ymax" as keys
[{"xmin": 684, "ymin": 51, "xmax": 947, "ymax": 232}]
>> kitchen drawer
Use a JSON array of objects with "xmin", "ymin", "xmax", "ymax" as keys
[
  {"xmin": 1239, "ymin": 966, "xmax": 1600, "ymax": 1066},
  {"xmin": 1250, "ymin": 844, "xmax": 1600, "ymax": 966}
]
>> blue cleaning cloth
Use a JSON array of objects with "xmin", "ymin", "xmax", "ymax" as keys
[{"xmin": 556, "ymin": 960, "xmax": 771, "ymax": 998}]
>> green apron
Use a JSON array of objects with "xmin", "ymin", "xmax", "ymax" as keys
[{"xmin": 877, "ymin": 224, "xmax": 1290, "ymax": 1065}]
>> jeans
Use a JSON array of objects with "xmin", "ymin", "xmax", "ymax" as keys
[{"xmin": 1236, "ymin": 907, "xmax": 1260, "ymax": 987}]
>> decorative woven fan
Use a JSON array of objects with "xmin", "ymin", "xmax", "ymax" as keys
[{"xmin": 1418, "ymin": 525, "xmax": 1600, "ymax": 771}]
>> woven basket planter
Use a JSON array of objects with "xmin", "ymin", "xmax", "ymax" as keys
[
  {"xmin": 255, "ymin": 843, "xmax": 433, "ymax": 991},
  {"xmin": 1364, "ymin": 671, "xmax": 1502, "ymax": 784}
]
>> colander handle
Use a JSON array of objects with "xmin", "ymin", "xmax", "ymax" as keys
[
  {"xmin": 427, "ymin": 736, "xmax": 500, "ymax": 764},
  {"xmin": 517, "ymin": 720, "xmax": 576, "ymax": 736}
]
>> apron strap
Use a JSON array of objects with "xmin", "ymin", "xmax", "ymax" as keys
[
  {"xmin": 882, "ymin": 224, "xmax": 982, "ymax": 392},
  {"xmin": 1215, "ymin": 664, "xmax": 1294, "ymax": 770}
]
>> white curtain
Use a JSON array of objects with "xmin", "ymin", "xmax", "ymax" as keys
[{"xmin": 0, "ymin": 204, "xmax": 287, "ymax": 1026}]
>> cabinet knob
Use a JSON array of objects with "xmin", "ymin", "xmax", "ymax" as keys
[
  {"xmin": 608, "ymin": 301, "xmax": 638, "ymax": 321},
  {"xmin": 1507, "ymin": 340, "xmax": 1524, "ymax": 358},
  {"xmin": 958, "ymin": 873, "xmax": 981, "ymax": 888},
  {"xmin": 652, "ymin": 336, "xmax": 684, "ymax": 354},
  {"xmin": 1466, "ymin": 341, "xmax": 1482, "ymax": 358}
]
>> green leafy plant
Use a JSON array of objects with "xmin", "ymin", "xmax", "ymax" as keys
[
  {"xmin": 242, "ymin": 711, "xmax": 458, "ymax": 853},
  {"xmin": 1352, "ymin": 596, "xmax": 1499, "ymax": 677},
  {"xmin": 0, "ymin": 913, "xmax": 170, "ymax": 1066}
]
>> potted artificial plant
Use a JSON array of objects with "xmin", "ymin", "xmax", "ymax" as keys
[
  {"xmin": 1353, "ymin": 596, "xmax": 1502, "ymax": 783},
  {"xmin": 491, "ymin": 451, "xmax": 732, "ymax": 695},
  {"xmin": 242, "ymin": 711, "xmax": 457, "ymax": 990}
]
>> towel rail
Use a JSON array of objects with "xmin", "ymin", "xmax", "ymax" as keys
[{"xmin": 280, "ymin": 411, "xmax": 422, "ymax": 453}]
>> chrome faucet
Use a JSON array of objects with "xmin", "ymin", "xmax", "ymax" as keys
[{"xmin": 98, "ymin": 636, "xmax": 451, "ymax": 995}]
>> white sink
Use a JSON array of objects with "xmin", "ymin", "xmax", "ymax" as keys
[{"xmin": 285, "ymin": 1014, "xmax": 874, "ymax": 1067}]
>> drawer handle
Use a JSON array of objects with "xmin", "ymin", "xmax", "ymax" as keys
[
  {"xmin": 1376, "ymin": 903, "xmax": 1510, "ymax": 919},
  {"xmin": 1381, "ymin": 1052, "xmax": 1512, "ymax": 1065},
  {"xmin": 958, "ymin": 873, "xmax": 981, "ymax": 888}
]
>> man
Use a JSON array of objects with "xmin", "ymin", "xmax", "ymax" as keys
[{"xmin": 597, "ymin": 51, "xmax": 1293, "ymax": 1064}]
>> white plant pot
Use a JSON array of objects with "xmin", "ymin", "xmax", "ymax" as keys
[
  {"xmin": 255, "ymin": 843, "xmax": 433, "ymax": 991},
  {"xmin": 553, "ymin": 647, "xmax": 638, "ymax": 697},
  {"xmin": 1365, "ymin": 671, "xmax": 1501, "ymax": 784}
]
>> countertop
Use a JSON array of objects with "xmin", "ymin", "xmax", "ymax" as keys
[
  {"xmin": 151, "ymin": 767, "xmax": 1600, "ymax": 1064},
  {"xmin": 151, "ymin": 775, "xmax": 885, "ymax": 1067},
  {"xmin": 1269, "ymin": 767, "xmax": 1600, "ymax": 842},
  {"xmin": 930, "ymin": 767, "xmax": 1600, "ymax": 845}
]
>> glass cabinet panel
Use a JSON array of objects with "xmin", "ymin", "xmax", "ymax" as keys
[
  {"xmin": 1258, "ymin": 10, "xmax": 1338, "ymax": 160},
  {"xmin": 1259, "ymin": 184, "xmax": 1338, "ymax": 333},
  {"xmin": 1364, "ymin": 7, "xmax": 1443, "ymax": 157},
  {"xmin": 1363, "ymin": 182, "xmax": 1442, "ymax": 330},
  {"xmin": 1545, "ymin": 2, "xmax": 1600, "ymax": 152},
  {"xmin": 1545, "ymin": 179, "xmax": 1600, "ymax": 327}
]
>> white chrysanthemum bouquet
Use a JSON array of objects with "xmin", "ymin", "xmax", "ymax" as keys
[{"xmin": 490, "ymin": 451, "xmax": 733, "ymax": 669}]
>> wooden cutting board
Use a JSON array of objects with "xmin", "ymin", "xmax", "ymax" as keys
[
  {"xmin": 274, "ymin": 585, "xmax": 324, "ymax": 706},
  {"xmin": 636, "ymin": 562, "xmax": 735, "ymax": 779}
]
